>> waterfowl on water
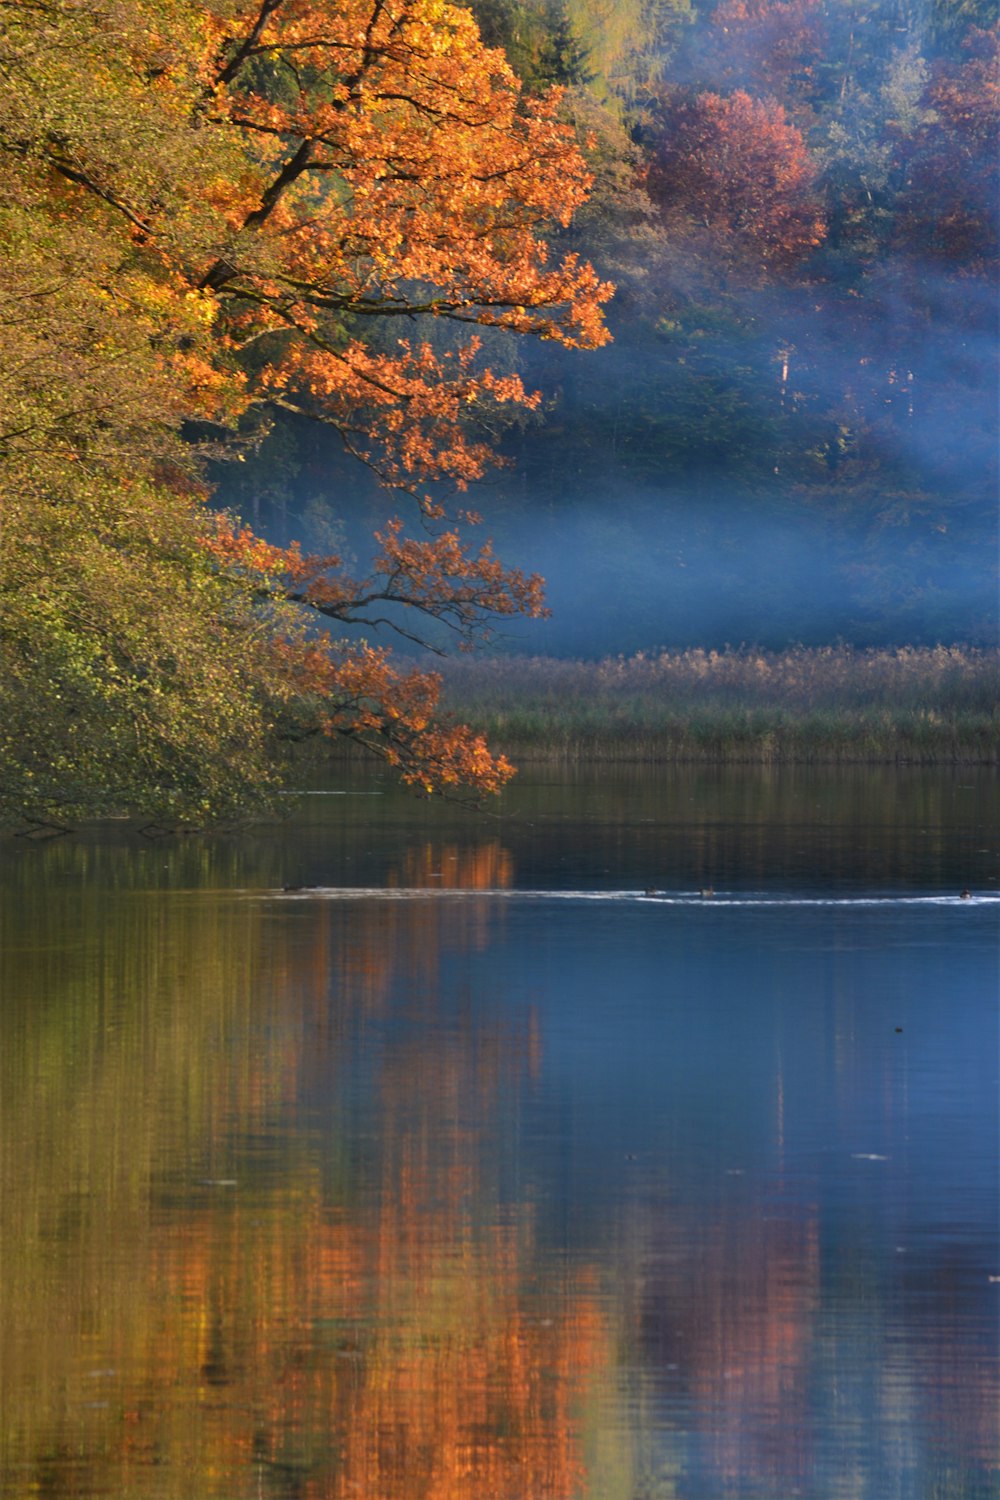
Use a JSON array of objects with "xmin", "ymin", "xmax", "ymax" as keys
[
  {"xmin": 700, "ymin": 886, "xmax": 715, "ymax": 899},
  {"xmin": 644, "ymin": 887, "xmax": 659, "ymax": 897},
  {"xmin": 960, "ymin": 888, "xmax": 972, "ymax": 899}
]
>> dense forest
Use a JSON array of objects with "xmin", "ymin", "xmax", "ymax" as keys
[
  {"xmin": 0, "ymin": 0, "xmax": 996, "ymax": 820},
  {"xmin": 216, "ymin": 0, "xmax": 1000, "ymax": 653}
]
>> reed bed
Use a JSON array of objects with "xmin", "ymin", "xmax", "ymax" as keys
[{"xmin": 436, "ymin": 646, "xmax": 1000, "ymax": 764}]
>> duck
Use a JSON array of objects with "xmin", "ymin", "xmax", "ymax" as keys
[
  {"xmin": 700, "ymin": 886, "xmax": 715, "ymax": 899},
  {"xmin": 960, "ymin": 888, "xmax": 972, "ymax": 899}
]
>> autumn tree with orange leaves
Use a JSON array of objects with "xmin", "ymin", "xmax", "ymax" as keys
[{"xmin": 0, "ymin": 0, "xmax": 611, "ymax": 822}]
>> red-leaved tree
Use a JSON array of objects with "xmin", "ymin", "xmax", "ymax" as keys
[{"xmin": 647, "ymin": 89, "xmax": 826, "ymax": 276}]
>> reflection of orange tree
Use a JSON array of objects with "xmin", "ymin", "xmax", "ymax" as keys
[
  {"xmin": 384, "ymin": 838, "xmax": 517, "ymax": 969},
  {"xmin": 291, "ymin": 839, "xmax": 518, "ymax": 1034},
  {"xmin": 134, "ymin": 1194, "xmax": 609, "ymax": 1498},
  {"xmin": 112, "ymin": 1031, "xmax": 607, "ymax": 1500},
  {"xmin": 1, "ymin": 867, "xmax": 608, "ymax": 1497},
  {"xmin": 390, "ymin": 840, "xmax": 516, "ymax": 892}
]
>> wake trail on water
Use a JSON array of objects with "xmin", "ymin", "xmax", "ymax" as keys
[{"xmin": 269, "ymin": 889, "xmax": 999, "ymax": 908}]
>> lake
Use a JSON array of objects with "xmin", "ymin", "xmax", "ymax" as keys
[{"xmin": 1, "ymin": 765, "xmax": 997, "ymax": 1499}]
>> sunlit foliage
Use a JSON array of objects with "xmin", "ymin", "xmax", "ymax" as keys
[
  {"xmin": 456, "ymin": 2, "xmax": 998, "ymax": 649},
  {"xmin": 0, "ymin": 0, "xmax": 611, "ymax": 822}
]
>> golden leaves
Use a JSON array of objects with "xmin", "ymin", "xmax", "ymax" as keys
[
  {"xmin": 283, "ymin": 638, "xmax": 518, "ymax": 795},
  {"xmin": 1, "ymin": 0, "xmax": 611, "ymax": 809}
]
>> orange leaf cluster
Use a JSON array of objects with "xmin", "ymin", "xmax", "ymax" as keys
[
  {"xmin": 173, "ymin": 0, "xmax": 609, "ymax": 794},
  {"xmin": 184, "ymin": 0, "xmax": 613, "ymax": 481},
  {"xmin": 2, "ymin": 0, "xmax": 612, "ymax": 806},
  {"xmin": 197, "ymin": 510, "xmax": 544, "ymax": 793},
  {"xmin": 277, "ymin": 637, "xmax": 516, "ymax": 795},
  {"xmin": 201, "ymin": 516, "xmax": 304, "ymax": 577}
]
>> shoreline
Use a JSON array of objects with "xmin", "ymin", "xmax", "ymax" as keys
[
  {"xmin": 322, "ymin": 732, "xmax": 998, "ymax": 767},
  {"xmin": 429, "ymin": 645, "xmax": 1000, "ymax": 767}
]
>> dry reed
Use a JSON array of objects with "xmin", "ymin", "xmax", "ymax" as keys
[{"xmin": 435, "ymin": 646, "xmax": 1000, "ymax": 764}]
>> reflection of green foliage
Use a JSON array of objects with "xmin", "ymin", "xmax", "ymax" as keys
[
  {"xmin": 0, "ymin": 865, "xmax": 301, "ymax": 1478},
  {"xmin": 0, "ymin": 835, "xmax": 622, "ymax": 1496}
]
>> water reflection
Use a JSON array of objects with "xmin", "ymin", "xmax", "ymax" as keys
[
  {"xmin": 0, "ymin": 862, "xmax": 610, "ymax": 1498},
  {"xmin": 636, "ymin": 1203, "xmax": 821, "ymax": 1492},
  {"xmin": 389, "ymin": 838, "xmax": 516, "ymax": 890},
  {"xmin": 1, "ymin": 767, "xmax": 997, "ymax": 1498}
]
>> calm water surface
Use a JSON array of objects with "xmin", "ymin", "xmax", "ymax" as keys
[{"xmin": 2, "ymin": 766, "xmax": 997, "ymax": 1499}]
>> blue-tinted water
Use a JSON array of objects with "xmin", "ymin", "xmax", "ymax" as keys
[{"xmin": 1, "ymin": 766, "xmax": 997, "ymax": 1498}]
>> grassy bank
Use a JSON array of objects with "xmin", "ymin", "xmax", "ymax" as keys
[{"xmin": 435, "ymin": 646, "xmax": 1000, "ymax": 764}]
